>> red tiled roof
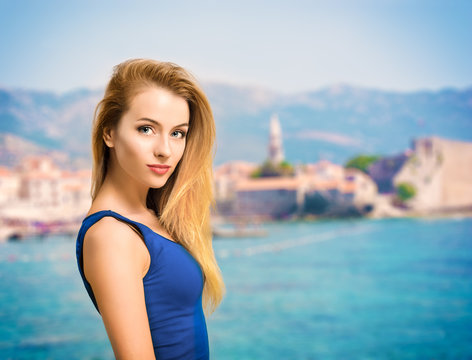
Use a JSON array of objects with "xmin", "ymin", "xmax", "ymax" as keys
[
  {"xmin": 235, "ymin": 177, "xmax": 302, "ymax": 191},
  {"xmin": 0, "ymin": 166, "xmax": 12, "ymax": 176},
  {"xmin": 339, "ymin": 182, "xmax": 356, "ymax": 194}
]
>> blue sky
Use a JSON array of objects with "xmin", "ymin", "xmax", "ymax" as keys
[{"xmin": 0, "ymin": 0, "xmax": 471, "ymax": 93}]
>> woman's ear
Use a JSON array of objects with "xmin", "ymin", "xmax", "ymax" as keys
[{"xmin": 103, "ymin": 126, "xmax": 115, "ymax": 148}]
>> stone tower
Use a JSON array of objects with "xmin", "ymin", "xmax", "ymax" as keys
[{"xmin": 268, "ymin": 114, "xmax": 284, "ymax": 164}]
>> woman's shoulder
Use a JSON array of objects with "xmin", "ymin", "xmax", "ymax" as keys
[
  {"xmin": 86, "ymin": 214, "xmax": 131, "ymax": 235},
  {"xmin": 81, "ymin": 202, "xmax": 147, "ymax": 252},
  {"xmin": 83, "ymin": 204, "xmax": 143, "ymax": 235},
  {"xmin": 82, "ymin": 214, "xmax": 151, "ymax": 280},
  {"xmin": 84, "ymin": 216, "xmax": 142, "ymax": 253}
]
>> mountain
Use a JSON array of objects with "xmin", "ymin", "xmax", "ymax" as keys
[
  {"xmin": 1, "ymin": 83, "xmax": 471, "ymax": 168},
  {"xmin": 0, "ymin": 133, "xmax": 86, "ymax": 169},
  {"xmin": 203, "ymin": 83, "xmax": 472, "ymax": 165},
  {"xmin": 0, "ymin": 87, "xmax": 102, "ymax": 157},
  {"xmin": 0, "ymin": 133, "xmax": 48, "ymax": 167}
]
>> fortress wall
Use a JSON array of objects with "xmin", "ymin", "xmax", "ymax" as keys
[{"xmin": 437, "ymin": 137, "xmax": 472, "ymax": 207}]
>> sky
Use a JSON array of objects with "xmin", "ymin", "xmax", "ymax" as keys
[{"xmin": 0, "ymin": 0, "xmax": 471, "ymax": 94}]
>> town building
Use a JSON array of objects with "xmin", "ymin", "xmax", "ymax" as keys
[
  {"xmin": 303, "ymin": 164, "xmax": 377, "ymax": 216},
  {"xmin": 0, "ymin": 166, "xmax": 20, "ymax": 205},
  {"xmin": 235, "ymin": 176, "xmax": 305, "ymax": 219},
  {"xmin": 0, "ymin": 155, "xmax": 91, "ymax": 239},
  {"xmin": 213, "ymin": 159, "xmax": 378, "ymax": 219},
  {"xmin": 394, "ymin": 136, "xmax": 472, "ymax": 211},
  {"xmin": 213, "ymin": 161, "xmax": 258, "ymax": 217}
]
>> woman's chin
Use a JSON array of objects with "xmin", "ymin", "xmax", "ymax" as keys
[{"xmin": 149, "ymin": 179, "xmax": 170, "ymax": 189}]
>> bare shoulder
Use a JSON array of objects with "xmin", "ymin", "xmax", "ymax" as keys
[
  {"xmin": 85, "ymin": 216, "xmax": 140, "ymax": 243},
  {"xmin": 83, "ymin": 216, "xmax": 149, "ymax": 281}
]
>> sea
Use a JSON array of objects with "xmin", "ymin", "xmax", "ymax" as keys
[{"xmin": 0, "ymin": 216, "xmax": 471, "ymax": 360}]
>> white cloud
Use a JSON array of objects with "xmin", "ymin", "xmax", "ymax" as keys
[{"xmin": 292, "ymin": 130, "xmax": 362, "ymax": 147}]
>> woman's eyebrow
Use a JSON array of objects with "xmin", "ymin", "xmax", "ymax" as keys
[{"xmin": 137, "ymin": 117, "xmax": 189, "ymax": 128}]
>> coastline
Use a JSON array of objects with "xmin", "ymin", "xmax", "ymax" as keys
[{"xmin": 2, "ymin": 202, "xmax": 472, "ymax": 243}]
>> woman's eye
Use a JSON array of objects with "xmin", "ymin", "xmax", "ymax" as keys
[
  {"xmin": 172, "ymin": 130, "xmax": 186, "ymax": 139},
  {"xmin": 138, "ymin": 126, "xmax": 153, "ymax": 135}
]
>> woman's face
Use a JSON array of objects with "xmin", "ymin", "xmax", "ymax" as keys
[{"xmin": 104, "ymin": 86, "xmax": 189, "ymax": 190}]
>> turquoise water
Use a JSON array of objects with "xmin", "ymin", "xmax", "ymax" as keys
[{"xmin": 0, "ymin": 217, "xmax": 471, "ymax": 359}]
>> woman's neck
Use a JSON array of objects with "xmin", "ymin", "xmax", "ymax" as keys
[{"xmin": 92, "ymin": 175, "xmax": 150, "ymax": 216}]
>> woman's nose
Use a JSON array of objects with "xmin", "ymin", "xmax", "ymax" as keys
[{"xmin": 154, "ymin": 137, "xmax": 171, "ymax": 158}]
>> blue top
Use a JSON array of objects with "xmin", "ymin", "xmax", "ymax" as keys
[{"xmin": 76, "ymin": 210, "xmax": 209, "ymax": 360}]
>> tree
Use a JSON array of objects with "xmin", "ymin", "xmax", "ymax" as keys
[
  {"xmin": 396, "ymin": 182, "xmax": 416, "ymax": 202},
  {"xmin": 345, "ymin": 155, "xmax": 380, "ymax": 173},
  {"xmin": 278, "ymin": 160, "xmax": 295, "ymax": 176},
  {"xmin": 250, "ymin": 160, "xmax": 295, "ymax": 178}
]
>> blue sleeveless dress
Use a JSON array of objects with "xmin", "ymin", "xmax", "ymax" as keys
[{"xmin": 75, "ymin": 210, "xmax": 209, "ymax": 360}]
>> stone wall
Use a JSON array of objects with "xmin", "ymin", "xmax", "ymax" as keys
[{"xmin": 438, "ymin": 137, "xmax": 472, "ymax": 208}]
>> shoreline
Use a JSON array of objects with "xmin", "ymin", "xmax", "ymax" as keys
[{"xmin": 2, "ymin": 206, "xmax": 471, "ymax": 242}]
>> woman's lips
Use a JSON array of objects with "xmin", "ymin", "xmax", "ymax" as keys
[{"xmin": 147, "ymin": 164, "xmax": 170, "ymax": 175}]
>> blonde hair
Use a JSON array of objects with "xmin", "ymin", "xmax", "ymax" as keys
[{"xmin": 91, "ymin": 58, "xmax": 224, "ymax": 312}]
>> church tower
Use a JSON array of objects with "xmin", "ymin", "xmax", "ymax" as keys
[{"xmin": 268, "ymin": 114, "xmax": 284, "ymax": 164}]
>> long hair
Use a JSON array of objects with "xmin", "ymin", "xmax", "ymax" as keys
[{"xmin": 90, "ymin": 58, "xmax": 224, "ymax": 312}]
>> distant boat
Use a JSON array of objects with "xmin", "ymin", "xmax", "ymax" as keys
[
  {"xmin": 8, "ymin": 233, "xmax": 23, "ymax": 242},
  {"xmin": 212, "ymin": 223, "xmax": 267, "ymax": 238},
  {"xmin": 0, "ymin": 226, "xmax": 25, "ymax": 242}
]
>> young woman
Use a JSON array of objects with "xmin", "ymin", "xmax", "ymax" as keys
[{"xmin": 75, "ymin": 59, "xmax": 225, "ymax": 360}]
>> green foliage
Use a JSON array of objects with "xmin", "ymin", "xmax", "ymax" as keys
[
  {"xmin": 396, "ymin": 182, "xmax": 416, "ymax": 201},
  {"xmin": 250, "ymin": 160, "xmax": 295, "ymax": 178},
  {"xmin": 345, "ymin": 155, "xmax": 380, "ymax": 173},
  {"xmin": 250, "ymin": 168, "xmax": 262, "ymax": 178}
]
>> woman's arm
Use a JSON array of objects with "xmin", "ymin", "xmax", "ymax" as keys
[{"xmin": 83, "ymin": 217, "xmax": 155, "ymax": 360}]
